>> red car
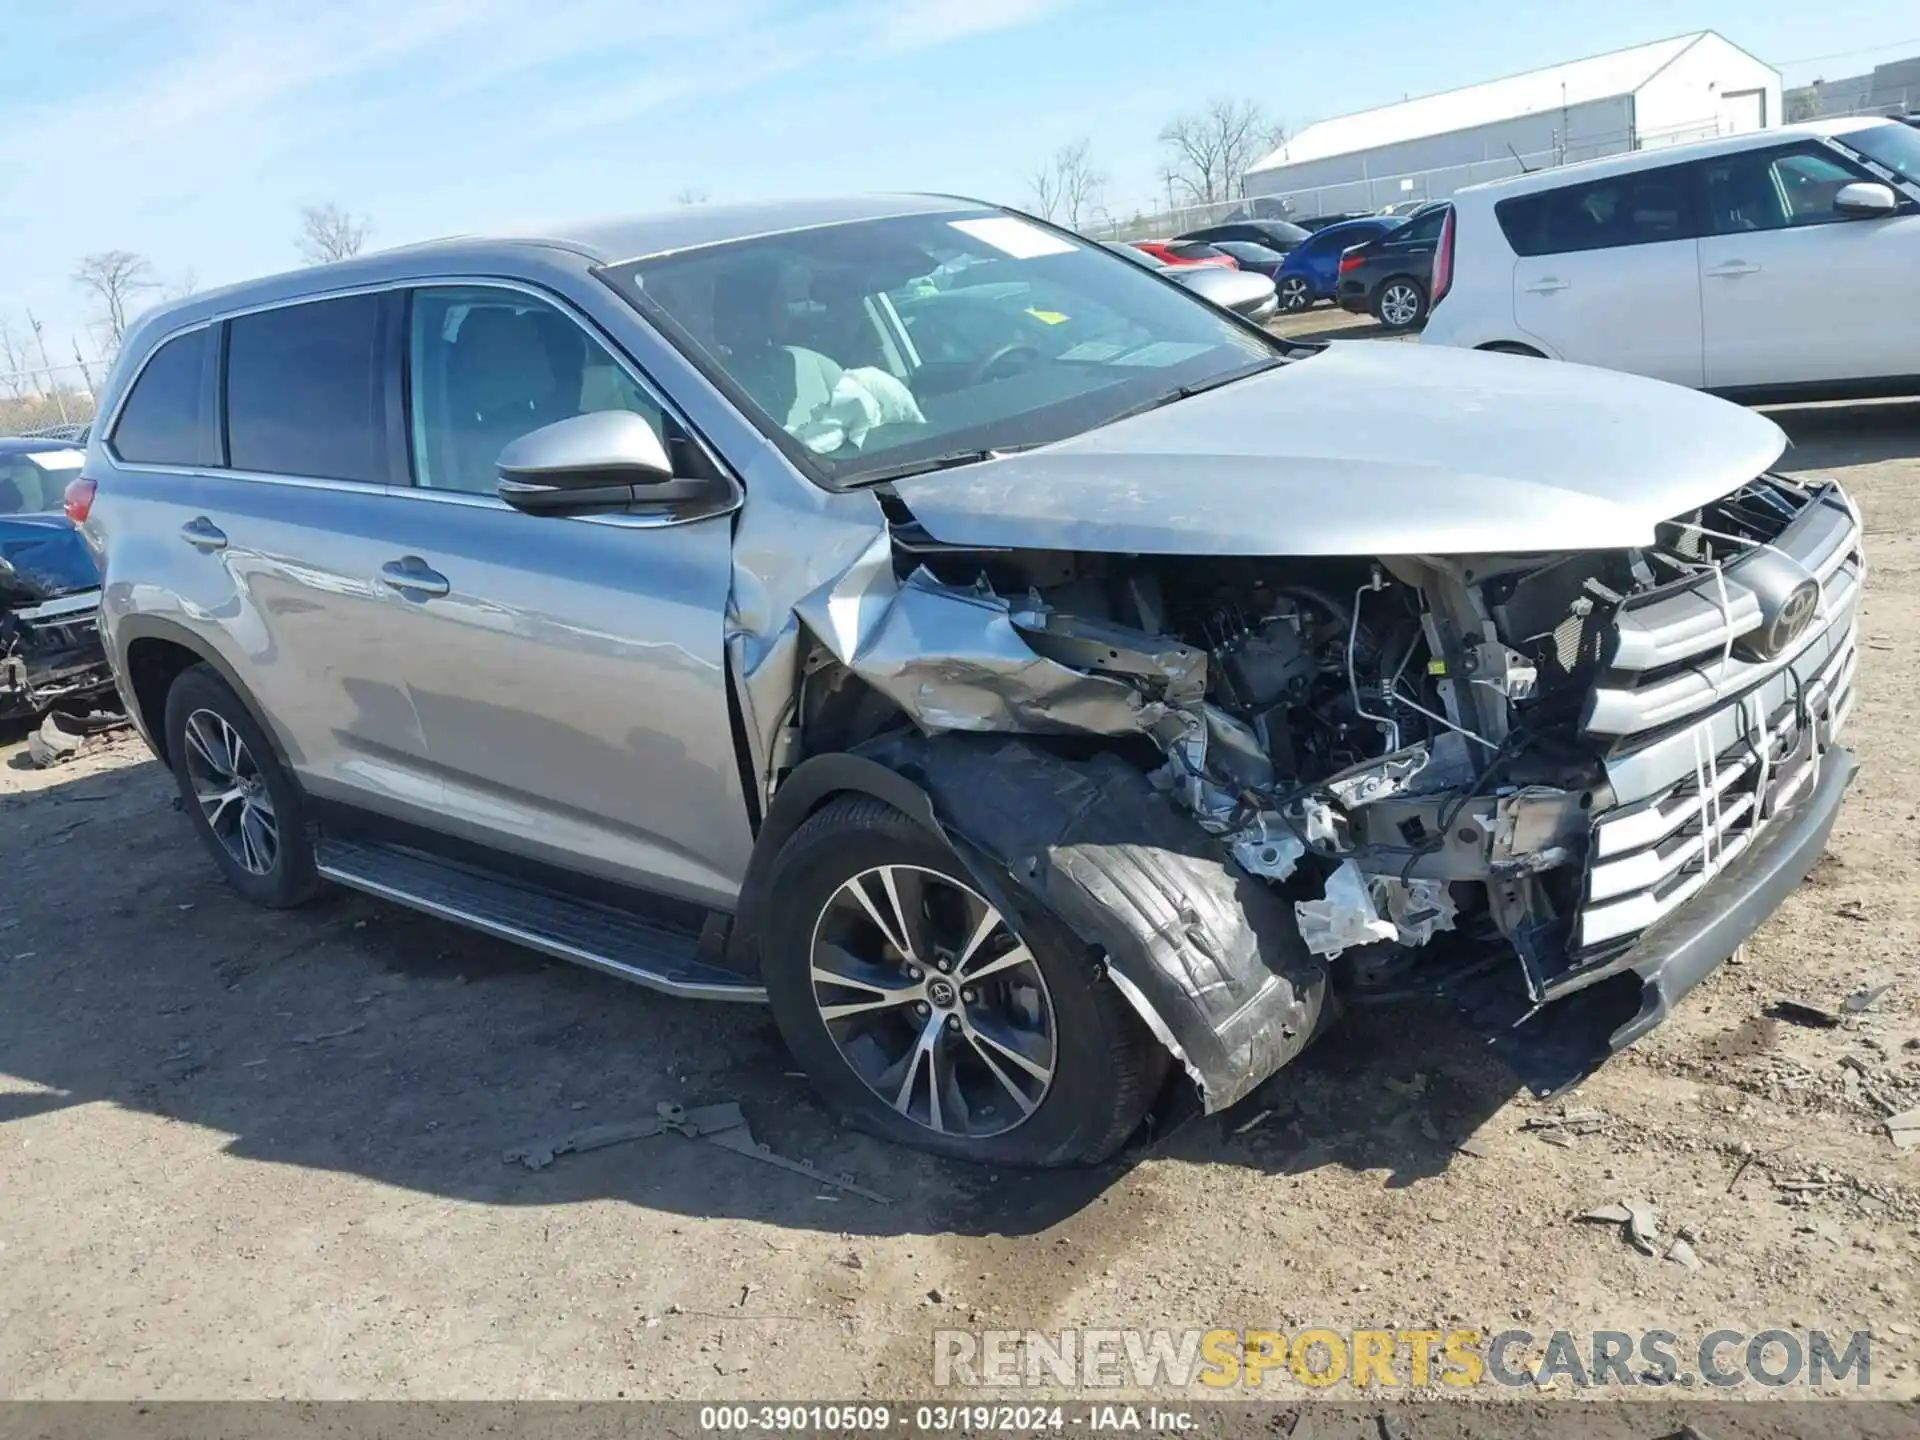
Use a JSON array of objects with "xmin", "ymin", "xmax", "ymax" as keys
[{"xmin": 1130, "ymin": 240, "xmax": 1238, "ymax": 270}]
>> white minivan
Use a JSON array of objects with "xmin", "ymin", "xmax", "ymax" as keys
[{"xmin": 1420, "ymin": 117, "xmax": 1920, "ymax": 400}]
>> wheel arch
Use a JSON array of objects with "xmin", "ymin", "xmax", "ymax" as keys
[
  {"xmin": 735, "ymin": 735, "xmax": 1332, "ymax": 1114},
  {"xmin": 728, "ymin": 750, "xmax": 948, "ymax": 973},
  {"xmin": 116, "ymin": 617, "xmax": 290, "ymax": 771}
]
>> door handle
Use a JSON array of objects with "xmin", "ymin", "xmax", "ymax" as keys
[
  {"xmin": 1523, "ymin": 277, "xmax": 1570, "ymax": 294},
  {"xmin": 379, "ymin": 558, "xmax": 450, "ymax": 600},
  {"xmin": 179, "ymin": 517, "xmax": 228, "ymax": 552},
  {"xmin": 1706, "ymin": 261, "xmax": 1760, "ymax": 278}
]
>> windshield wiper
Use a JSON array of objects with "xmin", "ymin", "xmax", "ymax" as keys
[
  {"xmin": 840, "ymin": 444, "xmax": 1039, "ymax": 487},
  {"xmin": 1108, "ymin": 357, "xmax": 1286, "ymax": 425}
]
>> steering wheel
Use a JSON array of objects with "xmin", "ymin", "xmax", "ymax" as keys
[{"xmin": 967, "ymin": 343, "xmax": 1043, "ymax": 387}]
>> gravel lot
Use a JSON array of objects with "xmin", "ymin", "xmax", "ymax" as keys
[{"xmin": 2, "ymin": 355, "xmax": 1917, "ymax": 1403}]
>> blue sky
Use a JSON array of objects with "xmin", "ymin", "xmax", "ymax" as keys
[{"xmin": 4, "ymin": 0, "xmax": 1917, "ymax": 365}]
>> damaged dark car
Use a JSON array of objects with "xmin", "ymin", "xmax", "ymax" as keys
[
  {"xmin": 1, "ymin": 438, "xmax": 114, "ymax": 722},
  {"xmin": 88, "ymin": 197, "xmax": 1861, "ymax": 1166}
]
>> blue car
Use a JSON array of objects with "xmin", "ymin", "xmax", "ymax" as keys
[
  {"xmin": 0, "ymin": 436, "xmax": 113, "ymax": 719},
  {"xmin": 1271, "ymin": 217, "xmax": 1402, "ymax": 313}
]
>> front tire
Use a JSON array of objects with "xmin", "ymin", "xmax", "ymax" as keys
[
  {"xmin": 762, "ymin": 795, "xmax": 1163, "ymax": 1166},
  {"xmin": 1276, "ymin": 275, "xmax": 1313, "ymax": 313},
  {"xmin": 1372, "ymin": 276, "xmax": 1428, "ymax": 331},
  {"xmin": 163, "ymin": 664, "xmax": 322, "ymax": 909}
]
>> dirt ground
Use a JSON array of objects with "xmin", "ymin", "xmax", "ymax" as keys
[{"xmin": 2, "ymin": 368, "xmax": 1918, "ymax": 1404}]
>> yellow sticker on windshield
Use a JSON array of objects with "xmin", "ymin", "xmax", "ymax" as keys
[{"xmin": 1026, "ymin": 308, "xmax": 1071, "ymax": 325}]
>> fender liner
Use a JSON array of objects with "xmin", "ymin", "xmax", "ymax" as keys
[{"xmin": 851, "ymin": 734, "xmax": 1332, "ymax": 1112}]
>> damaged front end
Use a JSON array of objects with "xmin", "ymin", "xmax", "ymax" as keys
[
  {"xmin": 764, "ymin": 473, "xmax": 1861, "ymax": 1108},
  {"xmin": 0, "ymin": 507, "xmax": 115, "ymax": 722}
]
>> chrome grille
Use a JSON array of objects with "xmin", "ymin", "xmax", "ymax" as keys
[
  {"xmin": 1567, "ymin": 480, "xmax": 1862, "ymax": 953},
  {"xmin": 1585, "ymin": 486, "xmax": 1861, "ymax": 738}
]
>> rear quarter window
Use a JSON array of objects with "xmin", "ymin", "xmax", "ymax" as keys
[
  {"xmin": 110, "ymin": 327, "xmax": 212, "ymax": 466},
  {"xmin": 1496, "ymin": 166, "xmax": 1694, "ymax": 256}
]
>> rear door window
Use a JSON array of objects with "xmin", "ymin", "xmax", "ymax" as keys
[
  {"xmin": 1496, "ymin": 166, "xmax": 1696, "ymax": 255},
  {"xmin": 225, "ymin": 294, "xmax": 387, "ymax": 483},
  {"xmin": 110, "ymin": 327, "xmax": 212, "ymax": 466}
]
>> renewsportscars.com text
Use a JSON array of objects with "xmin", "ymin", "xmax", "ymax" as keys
[{"xmin": 933, "ymin": 1327, "xmax": 1873, "ymax": 1390}]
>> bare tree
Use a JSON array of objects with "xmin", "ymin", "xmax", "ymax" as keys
[
  {"xmin": 673, "ymin": 187, "xmax": 711, "ymax": 205},
  {"xmin": 70, "ymin": 338, "xmax": 98, "ymax": 401},
  {"xmin": 1027, "ymin": 139, "xmax": 1106, "ymax": 231},
  {"xmin": 297, "ymin": 202, "xmax": 371, "ymax": 264},
  {"xmin": 1159, "ymin": 98, "xmax": 1282, "ymax": 207},
  {"xmin": 71, "ymin": 250, "xmax": 159, "ymax": 350},
  {"xmin": 166, "ymin": 269, "xmax": 201, "ymax": 301},
  {"xmin": 0, "ymin": 317, "xmax": 31, "ymax": 400},
  {"xmin": 1027, "ymin": 164, "xmax": 1062, "ymax": 223}
]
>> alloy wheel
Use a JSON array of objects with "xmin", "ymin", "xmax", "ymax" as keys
[
  {"xmin": 1279, "ymin": 277, "xmax": 1311, "ymax": 312},
  {"xmin": 808, "ymin": 864, "xmax": 1056, "ymax": 1139},
  {"xmin": 182, "ymin": 708, "xmax": 279, "ymax": 876},
  {"xmin": 1380, "ymin": 282, "xmax": 1422, "ymax": 328}
]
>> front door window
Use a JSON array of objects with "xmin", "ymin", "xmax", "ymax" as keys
[{"xmin": 407, "ymin": 286, "xmax": 667, "ymax": 494}]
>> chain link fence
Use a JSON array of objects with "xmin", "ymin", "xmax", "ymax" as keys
[{"xmin": 2, "ymin": 359, "xmax": 103, "ymax": 436}]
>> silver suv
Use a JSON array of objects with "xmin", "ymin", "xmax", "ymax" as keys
[{"xmin": 82, "ymin": 196, "xmax": 1863, "ymax": 1166}]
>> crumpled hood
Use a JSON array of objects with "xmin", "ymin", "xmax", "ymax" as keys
[
  {"xmin": 891, "ymin": 341, "xmax": 1789, "ymax": 556},
  {"xmin": 0, "ymin": 514, "xmax": 100, "ymax": 605}
]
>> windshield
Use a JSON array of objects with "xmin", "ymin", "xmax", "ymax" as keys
[
  {"xmin": 0, "ymin": 448, "xmax": 83, "ymax": 515},
  {"xmin": 1838, "ymin": 120, "xmax": 1920, "ymax": 187},
  {"xmin": 605, "ymin": 210, "xmax": 1280, "ymax": 487}
]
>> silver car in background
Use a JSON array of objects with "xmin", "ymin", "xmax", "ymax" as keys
[
  {"xmin": 81, "ymin": 195, "xmax": 1861, "ymax": 1166},
  {"xmin": 1104, "ymin": 241, "xmax": 1279, "ymax": 322}
]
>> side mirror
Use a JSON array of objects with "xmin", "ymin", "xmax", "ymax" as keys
[
  {"xmin": 497, "ymin": 411, "xmax": 712, "ymax": 517},
  {"xmin": 1834, "ymin": 181, "xmax": 1899, "ymax": 217}
]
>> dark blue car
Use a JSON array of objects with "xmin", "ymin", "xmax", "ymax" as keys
[
  {"xmin": 0, "ymin": 436, "xmax": 113, "ymax": 720},
  {"xmin": 1270, "ymin": 216, "xmax": 1402, "ymax": 313}
]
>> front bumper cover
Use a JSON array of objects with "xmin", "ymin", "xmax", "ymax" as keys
[
  {"xmin": 1495, "ymin": 743, "xmax": 1857, "ymax": 1096},
  {"xmin": 1609, "ymin": 743, "xmax": 1857, "ymax": 1052}
]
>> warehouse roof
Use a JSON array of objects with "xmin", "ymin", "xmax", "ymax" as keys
[{"xmin": 1248, "ymin": 31, "xmax": 1740, "ymax": 174}]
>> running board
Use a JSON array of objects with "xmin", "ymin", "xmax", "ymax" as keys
[{"xmin": 314, "ymin": 837, "xmax": 765, "ymax": 1003}]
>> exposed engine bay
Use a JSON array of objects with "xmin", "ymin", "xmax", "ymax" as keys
[{"xmin": 783, "ymin": 473, "xmax": 1860, "ymax": 1101}]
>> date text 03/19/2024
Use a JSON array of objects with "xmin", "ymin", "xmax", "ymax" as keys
[{"xmin": 696, "ymin": 1405, "xmax": 1194, "ymax": 1432}]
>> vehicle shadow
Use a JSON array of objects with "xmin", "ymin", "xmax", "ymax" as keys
[
  {"xmin": 0, "ymin": 750, "xmax": 1523, "ymax": 1245},
  {"xmin": 1766, "ymin": 397, "xmax": 1920, "ymax": 471}
]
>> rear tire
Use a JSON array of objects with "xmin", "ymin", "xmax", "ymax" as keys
[
  {"xmin": 761, "ymin": 795, "xmax": 1163, "ymax": 1166},
  {"xmin": 1372, "ymin": 276, "xmax": 1428, "ymax": 331},
  {"xmin": 163, "ymin": 664, "xmax": 322, "ymax": 909},
  {"xmin": 1276, "ymin": 275, "xmax": 1313, "ymax": 313}
]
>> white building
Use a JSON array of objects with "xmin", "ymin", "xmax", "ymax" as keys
[{"xmin": 1244, "ymin": 32, "xmax": 1780, "ymax": 212}]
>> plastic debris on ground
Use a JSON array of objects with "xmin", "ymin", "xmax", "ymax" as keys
[
  {"xmin": 1577, "ymin": 1201, "xmax": 1661, "ymax": 1255},
  {"xmin": 25, "ymin": 708, "xmax": 130, "ymax": 768}
]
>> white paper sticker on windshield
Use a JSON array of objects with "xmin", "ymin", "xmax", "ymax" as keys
[
  {"xmin": 22, "ymin": 449, "xmax": 84, "ymax": 470},
  {"xmin": 1107, "ymin": 341, "xmax": 1214, "ymax": 368},
  {"xmin": 948, "ymin": 217, "xmax": 1077, "ymax": 259}
]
